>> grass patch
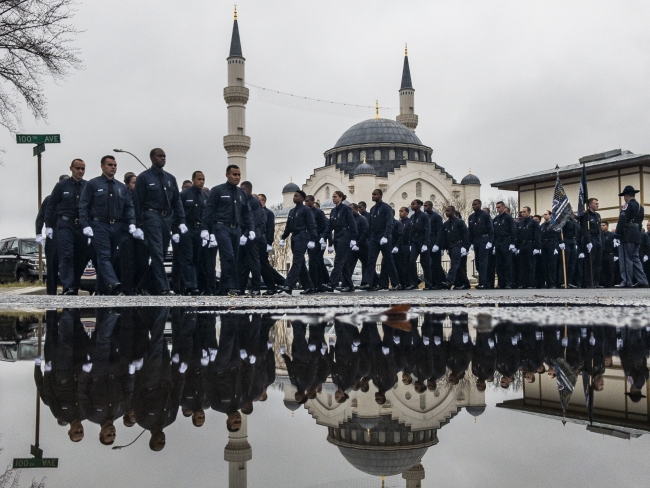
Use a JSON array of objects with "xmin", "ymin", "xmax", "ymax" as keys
[{"xmin": 0, "ymin": 281, "xmax": 43, "ymax": 288}]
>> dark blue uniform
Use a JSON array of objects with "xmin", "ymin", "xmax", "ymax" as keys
[
  {"xmin": 79, "ymin": 174, "xmax": 135, "ymax": 293},
  {"xmin": 539, "ymin": 220, "xmax": 560, "ymax": 288},
  {"xmin": 559, "ymin": 217, "xmax": 580, "ymax": 287},
  {"xmin": 179, "ymin": 186, "xmax": 209, "ymax": 291},
  {"xmin": 581, "ymin": 210, "xmax": 602, "ymax": 287},
  {"xmin": 202, "ymin": 182, "xmax": 254, "ymax": 294},
  {"xmin": 326, "ymin": 203, "xmax": 357, "ymax": 288},
  {"xmin": 342, "ymin": 212, "xmax": 369, "ymax": 289},
  {"xmin": 515, "ymin": 216, "xmax": 541, "ymax": 288},
  {"xmin": 260, "ymin": 207, "xmax": 285, "ymax": 291},
  {"xmin": 379, "ymin": 218, "xmax": 404, "ymax": 289},
  {"xmin": 425, "ymin": 209, "xmax": 446, "ymax": 287},
  {"xmin": 362, "ymin": 200, "xmax": 400, "ymax": 288},
  {"xmin": 45, "ymin": 177, "xmax": 89, "ymax": 293},
  {"xmin": 35, "ymin": 195, "xmax": 60, "ymax": 295},
  {"xmin": 615, "ymin": 198, "xmax": 647, "ymax": 287},
  {"xmin": 601, "ymin": 230, "xmax": 617, "ymax": 287},
  {"xmin": 308, "ymin": 205, "xmax": 329, "ymax": 289},
  {"xmin": 281, "ymin": 202, "xmax": 318, "ymax": 290},
  {"xmin": 440, "ymin": 216, "xmax": 470, "ymax": 287},
  {"xmin": 408, "ymin": 209, "xmax": 432, "ymax": 288},
  {"xmin": 492, "ymin": 212, "xmax": 517, "ymax": 288},
  {"xmin": 238, "ymin": 194, "xmax": 265, "ymax": 294},
  {"xmin": 133, "ymin": 167, "xmax": 185, "ymax": 294},
  {"xmin": 467, "ymin": 209, "xmax": 494, "ymax": 287}
]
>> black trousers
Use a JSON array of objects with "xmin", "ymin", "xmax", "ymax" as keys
[
  {"xmin": 486, "ymin": 247, "xmax": 496, "ymax": 288},
  {"xmin": 284, "ymin": 233, "xmax": 312, "ymax": 289},
  {"xmin": 90, "ymin": 221, "xmax": 128, "ymax": 293},
  {"xmin": 239, "ymin": 237, "xmax": 262, "ymax": 293},
  {"xmin": 118, "ymin": 236, "xmax": 148, "ymax": 295},
  {"xmin": 44, "ymin": 235, "xmax": 59, "ymax": 295},
  {"xmin": 540, "ymin": 244, "xmax": 557, "ymax": 288},
  {"xmin": 204, "ymin": 246, "xmax": 218, "ymax": 294},
  {"xmin": 259, "ymin": 242, "xmax": 280, "ymax": 290},
  {"xmin": 213, "ymin": 223, "xmax": 241, "ymax": 293},
  {"xmin": 56, "ymin": 219, "xmax": 89, "ymax": 291},
  {"xmin": 179, "ymin": 228, "xmax": 205, "ymax": 290},
  {"xmin": 409, "ymin": 243, "xmax": 432, "ymax": 288},
  {"xmin": 363, "ymin": 238, "xmax": 399, "ymax": 287},
  {"xmin": 494, "ymin": 240, "xmax": 514, "ymax": 288},
  {"xmin": 472, "ymin": 237, "xmax": 490, "ymax": 286},
  {"xmin": 328, "ymin": 234, "xmax": 351, "ymax": 286},
  {"xmin": 446, "ymin": 244, "xmax": 463, "ymax": 284},
  {"xmin": 139, "ymin": 211, "xmax": 172, "ymax": 293},
  {"xmin": 308, "ymin": 245, "xmax": 326, "ymax": 288},
  {"xmin": 586, "ymin": 239, "xmax": 602, "ymax": 287},
  {"xmin": 600, "ymin": 252, "xmax": 615, "ymax": 287},
  {"xmin": 454, "ymin": 255, "xmax": 470, "ymax": 288},
  {"xmin": 517, "ymin": 242, "xmax": 536, "ymax": 288},
  {"xmin": 561, "ymin": 240, "xmax": 578, "ymax": 286}
]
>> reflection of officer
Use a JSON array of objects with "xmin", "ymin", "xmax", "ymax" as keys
[
  {"xmin": 472, "ymin": 330, "xmax": 496, "ymax": 390},
  {"xmin": 440, "ymin": 206, "xmax": 470, "ymax": 289},
  {"xmin": 79, "ymin": 156, "xmax": 137, "ymax": 295},
  {"xmin": 614, "ymin": 185, "xmax": 648, "ymax": 288},
  {"xmin": 179, "ymin": 172, "xmax": 209, "ymax": 295},
  {"xmin": 35, "ymin": 175, "xmax": 69, "ymax": 295},
  {"xmin": 324, "ymin": 191, "xmax": 357, "ymax": 292},
  {"xmin": 133, "ymin": 149, "xmax": 186, "ymax": 296},
  {"xmin": 45, "ymin": 159, "xmax": 89, "ymax": 295},
  {"xmin": 329, "ymin": 322, "xmax": 360, "ymax": 400},
  {"xmin": 468, "ymin": 200, "xmax": 494, "ymax": 289}
]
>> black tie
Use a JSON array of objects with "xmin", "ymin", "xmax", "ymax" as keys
[
  {"xmin": 108, "ymin": 179, "xmax": 115, "ymax": 222},
  {"xmin": 157, "ymin": 171, "xmax": 171, "ymax": 210},
  {"xmin": 231, "ymin": 185, "xmax": 240, "ymax": 224}
]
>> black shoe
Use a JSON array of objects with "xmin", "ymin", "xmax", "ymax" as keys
[
  {"xmin": 568, "ymin": 284, "xmax": 578, "ymax": 289},
  {"xmin": 278, "ymin": 285, "xmax": 292, "ymax": 295},
  {"xmin": 455, "ymin": 285, "xmax": 467, "ymax": 290},
  {"xmin": 405, "ymin": 285, "xmax": 416, "ymax": 291},
  {"xmin": 476, "ymin": 284, "xmax": 487, "ymax": 290},
  {"xmin": 185, "ymin": 288, "xmax": 201, "ymax": 296},
  {"xmin": 107, "ymin": 283, "xmax": 122, "ymax": 296},
  {"xmin": 160, "ymin": 290, "xmax": 176, "ymax": 296},
  {"xmin": 322, "ymin": 284, "xmax": 334, "ymax": 292},
  {"xmin": 504, "ymin": 286, "xmax": 512, "ymax": 289},
  {"xmin": 227, "ymin": 289, "xmax": 241, "ymax": 296},
  {"xmin": 300, "ymin": 287, "xmax": 316, "ymax": 295},
  {"xmin": 263, "ymin": 289, "xmax": 278, "ymax": 296},
  {"xmin": 440, "ymin": 281, "xmax": 452, "ymax": 290},
  {"xmin": 392, "ymin": 285, "xmax": 404, "ymax": 291},
  {"xmin": 61, "ymin": 288, "xmax": 76, "ymax": 296},
  {"xmin": 250, "ymin": 290, "xmax": 261, "ymax": 296},
  {"xmin": 633, "ymin": 283, "xmax": 649, "ymax": 288},
  {"xmin": 339, "ymin": 286, "xmax": 355, "ymax": 292},
  {"xmin": 359, "ymin": 284, "xmax": 372, "ymax": 291},
  {"xmin": 614, "ymin": 282, "xmax": 627, "ymax": 288}
]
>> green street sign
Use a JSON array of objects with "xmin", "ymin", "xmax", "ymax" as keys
[
  {"xmin": 33, "ymin": 143, "xmax": 45, "ymax": 157},
  {"xmin": 13, "ymin": 458, "xmax": 58, "ymax": 469},
  {"xmin": 16, "ymin": 134, "xmax": 61, "ymax": 144}
]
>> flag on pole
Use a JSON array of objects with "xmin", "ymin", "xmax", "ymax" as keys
[
  {"xmin": 577, "ymin": 163, "xmax": 589, "ymax": 217},
  {"xmin": 549, "ymin": 173, "xmax": 573, "ymax": 231}
]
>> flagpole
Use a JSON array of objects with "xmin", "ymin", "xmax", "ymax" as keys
[{"xmin": 560, "ymin": 230, "xmax": 568, "ymax": 289}]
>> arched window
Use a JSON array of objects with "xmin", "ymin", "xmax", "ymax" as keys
[
  {"xmin": 389, "ymin": 202, "xmax": 395, "ymax": 209},
  {"xmin": 389, "ymin": 149, "xmax": 395, "ymax": 160},
  {"xmin": 430, "ymin": 194, "xmax": 436, "ymax": 201},
  {"xmin": 360, "ymin": 150, "xmax": 366, "ymax": 161},
  {"xmin": 402, "ymin": 150, "xmax": 408, "ymax": 160},
  {"xmin": 325, "ymin": 186, "xmax": 330, "ymax": 199},
  {"xmin": 401, "ymin": 192, "xmax": 408, "ymax": 200},
  {"xmin": 416, "ymin": 181, "xmax": 422, "ymax": 197},
  {"xmin": 374, "ymin": 149, "xmax": 381, "ymax": 160},
  {"xmin": 347, "ymin": 152, "xmax": 353, "ymax": 162},
  {"xmin": 336, "ymin": 154, "xmax": 341, "ymax": 164},
  {"xmin": 414, "ymin": 151, "xmax": 419, "ymax": 161}
]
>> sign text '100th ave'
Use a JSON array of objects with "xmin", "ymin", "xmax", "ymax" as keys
[
  {"xmin": 12, "ymin": 458, "xmax": 59, "ymax": 469},
  {"xmin": 16, "ymin": 134, "xmax": 61, "ymax": 144}
]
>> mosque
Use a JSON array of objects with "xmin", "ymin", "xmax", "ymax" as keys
[{"xmin": 223, "ymin": 9, "xmax": 482, "ymax": 216}]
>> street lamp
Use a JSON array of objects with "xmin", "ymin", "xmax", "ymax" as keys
[{"xmin": 113, "ymin": 149, "xmax": 147, "ymax": 170}]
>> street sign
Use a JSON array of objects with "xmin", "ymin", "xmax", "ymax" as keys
[
  {"xmin": 33, "ymin": 143, "xmax": 45, "ymax": 157},
  {"xmin": 16, "ymin": 134, "xmax": 61, "ymax": 144},
  {"xmin": 13, "ymin": 458, "xmax": 58, "ymax": 469}
]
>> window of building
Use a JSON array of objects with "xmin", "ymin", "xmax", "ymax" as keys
[
  {"xmin": 389, "ymin": 202, "xmax": 395, "ymax": 209},
  {"xmin": 325, "ymin": 186, "xmax": 330, "ymax": 199},
  {"xmin": 347, "ymin": 152, "xmax": 353, "ymax": 162},
  {"xmin": 336, "ymin": 154, "xmax": 341, "ymax": 164},
  {"xmin": 360, "ymin": 150, "xmax": 366, "ymax": 161},
  {"xmin": 414, "ymin": 151, "xmax": 419, "ymax": 161},
  {"xmin": 416, "ymin": 181, "xmax": 422, "ymax": 197},
  {"xmin": 452, "ymin": 190, "xmax": 460, "ymax": 199},
  {"xmin": 401, "ymin": 192, "xmax": 408, "ymax": 200},
  {"xmin": 374, "ymin": 149, "xmax": 381, "ymax": 160},
  {"xmin": 430, "ymin": 194, "xmax": 436, "ymax": 201},
  {"xmin": 389, "ymin": 149, "xmax": 395, "ymax": 160},
  {"xmin": 402, "ymin": 150, "xmax": 408, "ymax": 160}
]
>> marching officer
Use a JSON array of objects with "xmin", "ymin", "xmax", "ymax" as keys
[
  {"xmin": 202, "ymin": 164, "xmax": 255, "ymax": 296},
  {"xmin": 179, "ymin": 171, "xmax": 209, "ymax": 295},
  {"xmin": 44, "ymin": 159, "xmax": 89, "ymax": 295},
  {"xmin": 515, "ymin": 206, "xmax": 541, "ymax": 289},
  {"xmin": 581, "ymin": 198, "xmax": 603, "ymax": 287},
  {"xmin": 467, "ymin": 199, "xmax": 494, "ymax": 289},
  {"xmin": 306, "ymin": 195, "xmax": 329, "ymax": 291},
  {"xmin": 440, "ymin": 205, "xmax": 470, "ymax": 289},
  {"xmin": 324, "ymin": 191, "xmax": 357, "ymax": 292},
  {"xmin": 78, "ymin": 155, "xmax": 137, "ymax": 295},
  {"xmin": 614, "ymin": 185, "xmax": 648, "ymax": 288},
  {"xmin": 238, "ymin": 181, "xmax": 264, "ymax": 296},
  {"xmin": 424, "ymin": 201, "xmax": 445, "ymax": 288},
  {"xmin": 258, "ymin": 194, "xmax": 285, "ymax": 295},
  {"xmin": 133, "ymin": 148, "xmax": 186, "ymax": 296},
  {"xmin": 492, "ymin": 201, "xmax": 517, "ymax": 289},
  {"xmin": 559, "ymin": 215, "xmax": 580, "ymax": 288},
  {"xmin": 600, "ymin": 221, "xmax": 616, "ymax": 287},
  {"xmin": 539, "ymin": 210, "xmax": 560, "ymax": 288},
  {"xmin": 407, "ymin": 199, "xmax": 432, "ymax": 290},
  {"xmin": 396, "ymin": 206, "xmax": 412, "ymax": 288},
  {"xmin": 341, "ymin": 203, "xmax": 368, "ymax": 291}
]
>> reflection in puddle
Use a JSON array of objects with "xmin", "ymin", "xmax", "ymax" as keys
[{"xmin": 1, "ymin": 307, "xmax": 649, "ymax": 486}]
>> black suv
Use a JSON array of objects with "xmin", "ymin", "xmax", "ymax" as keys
[{"xmin": 0, "ymin": 237, "xmax": 43, "ymax": 283}]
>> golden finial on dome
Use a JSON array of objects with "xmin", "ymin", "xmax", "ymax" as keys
[
  {"xmin": 469, "ymin": 168, "xmax": 472, "ymax": 174},
  {"xmin": 375, "ymin": 100, "xmax": 379, "ymax": 119},
  {"xmin": 405, "ymin": 43, "xmax": 408, "ymax": 56},
  {"xmin": 234, "ymin": 4, "xmax": 237, "ymax": 20}
]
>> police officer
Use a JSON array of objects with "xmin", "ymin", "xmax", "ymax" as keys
[
  {"xmin": 600, "ymin": 221, "xmax": 616, "ymax": 287},
  {"xmin": 379, "ymin": 209, "xmax": 404, "ymax": 290},
  {"xmin": 324, "ymin": 191, "xmax": 357, "ymax": 292},
  {"xmin": 407, "ymin": 199, "xmax": 432, "ymax": 290},
  {"xmin": 440, "ymin": 205, "xmax": 470, "ymax": 290},
  {"xmin": 614, "ymin": 185, "xmax": 648, "ymax": 288},
  {"xmin": 45, "ymin": 159, "xmax": 89, "ymax": 295},
  {"xmin": 170, "ymin": 180, "xmax": 193, "ymax": 293},
  {"xmin": 559, "ymin": 215, "xmax": 580, "ymax": 288},
  {"xmin": 78, "ymin": 155, "xmax": 137, "ymax": 295},
  {"xmin": 482, "ymin": 206, "xmax": 497, "ymax": 288},
  {"xmin": 258, "ymin": 194, "xmax": 285, "ymax": 295},
  {"xmin": 467, "ymin": 199, "xmax": 494, "ymax": 289},
  {"xmin": 35, "ymin": 175, "xmax": 69, "ymax": 295},
  {"xmin": 515, "ymin": 206, "xmax": 541, "ymax": 289},
  {"xmin": 423, "ymin": 201, "xmax": 445, "ymax": 288},
  {"xmin": 119, "ymin": 172, "xmax": 147, "ymax": 295},
  {"xmin": 641, "ymin": 221, "xmax": 650, "ymax": 282},
  {"xmin": 581, "ymin": 198, "xmax": 603, "ymax": 287},
  {"xmin": 133, "ymin": 148, "xmax": 186, "ymax": 296},
  {"xmin": 238, "ymin": 181, "xmax": 264, "ymax": 296},
  {"xmin": 305, "ymin": 195, "xmax": 329, "ymax": 291},
  {"xmin": 360, "ymin": 189, "xmax": 402, "ymax": 291},
  {"xmin": 278, "ymin": 191, "xmax": 318, "ymax": 294},
  {"xmin": 492, "ymin": 201, "xmax": 517, "ymax": 289},
  {"xmin": 202, "ymin": 164, "xmax": 255, "ymax": 296},
  {"xmin": 341, "ymin": 203, "xmax": 368, "ymax": 291},
  {"xmin": 178, "ymin": 171, "xmax": 209, "ymax": 295},
  {"xmin": 396, "ymin": 206, "xmax": 412, "ymax": 288},
  {"xmin": 358, "ymin": 201, "xmax": 371, "ymax": 224},
  {"xmin": 539, "ymin": 210, "xmax": 560, "ymax": 288}
]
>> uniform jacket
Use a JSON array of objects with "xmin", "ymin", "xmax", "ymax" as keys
[
  {"xmin": 409, "ymin": 209, "xmax": 431, "ymax": 246},
  {"xmin": 441, "ymin": 216, "xmax": 470, "ymax": 249},
  {"xmin": 468, "ymin": 209, "xmax": 494, "ymax": 243},
  {"xmin": 133, "ymin": 167, "xmax": 185, "ymax": 225},
  {"xmin": 580, "ymin": 210, "xmax": 602, "ymax": 244},
  {"xmin": 368, "ymin": 201, "xmax": 395, "ymax": 241},
  {"xmin": 263, "ymin": 207, "xmax": 276, "ymax": 244},
  {"xmin": 79, "ymin": 174, "xmax": 135, "ymax": 228},
  {"xmin": 353, "ymin": 213, "xmax": 369, "ymax": 245},
  {"xmin": 492, "ymin": 212, "xmax": 517, "ymax": 242},
  {"xmin": 203, "ymin": 182, "xmax": 254, "ymax": 232},
  {"xmin": 616, "ymin": 198, "xmax": 644, "ymax": 244},
  {"xmin": 327, "ymin": 203, "xmax": 357, "ymax": 241},
  {"xmin": 180, "ymin": 186, "xmax": 209, "ymax": 230},
  {"xmin": 516, "ymin": 216, "xmax": 541, "ymax": 248},
  {"xmin": 35, "ymin": 195, "xmax": 51, "ymax": 235},
  {"xmin": 281, "ymin": 202, "xmax": 318, "ymax": 241},
  {"xmin": 309, "ymin": 206, "xmax": 329, "ymax": 242},
  {"xmin": 539, "ymin": 220, "xmax": 560, "ymax": 248},
  {"xmin": 45, "ymin": 177, "xmax": 87, "ymax": 227},
  {"xmin": 425, "ymin": 210, "xmax": 444, "ymax": 248}
]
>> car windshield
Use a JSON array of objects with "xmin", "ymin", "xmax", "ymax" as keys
[{"xmin": 21, "ymin": 240, "xmax": 39, "ymax": 255}]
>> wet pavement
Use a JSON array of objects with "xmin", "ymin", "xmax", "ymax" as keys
[{"xmin": 1, "ymin": 307, "xmax": 648, "ymax": 487}]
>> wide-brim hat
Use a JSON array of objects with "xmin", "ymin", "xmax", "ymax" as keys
[{"xmin": 618, "ymin": 185, "xmax": 640, "ymax": 197}]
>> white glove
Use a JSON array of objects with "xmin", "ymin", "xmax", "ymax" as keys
[
  {"xmin": 614, "ymin": 256, "xmax": 618, "ymax": 262},
  {"xmin": 586, "ymin": 242, "xmax": 593, "ymax": 253},
  {"xmin": 45, "ymin": 227, "xmax": 53, "ymax": 239},
  {"xmin": 133, "ymin": 228, "xmax": 144, "ymax": 240},
  {"xmin": 470, "ymin": 245, "xmax": 474, "ymax": 252},
  {"xmin": 433, "ymin": 336, "xmax": 441, "ymax": 346},
  {"xmin": 352, "ymin": 245, "xmax": 359, "ymax": 251},
  {"xmin": 240, "ymin": 349, "xmax": 248, "ymax": 360},
  {"xmin": 533, "ymin": 249, "xmax": 541, "ymax": 255},
  {"xmin": 320, "ymin": 238, "xmax": 325, "ymax": 245},
  {"xmin": 35, "ymin": 356, "xmax": 42, "ymax": 366},
  {"xmin": 83, "ymin": 227, "xmax": 93, "ymax": 237},
  {"xmin": 486, "ymin": 242, "xmax": 492, "ymax": 249},
  {"xmin": 327, "ymin": 246, "xmax": 334, "ymax": 254},
  {"xmin": 179, "ymin": 362, "xmax": 188, "ymax": 373},
  {"xmin": 132, "ymin": 358, "xmax": 143, "ymax": 371},
  {"xmin": 172, "ymin": 234, "xmax": 180, "ymax": 244},
  {"xmin": 515, "ymin": 249, "xmax": 520, "ymax": 255},
  {"xmin": 350, "ymin": 240, "xmax": 357, "ymax": 249},
  {"xmin": 172, "ymin": 353, "xmax": 180, "ymax": 364},
  {"xmin": 392, "ymin": 247, "xmax": 398, "ymax": 254},
  {"xmin": 128, "ymin": 363, "xmax": 136, "ymax": 375},
  {"xmin": 382, "ymin": 346, "xmax": 390, "ymax": 356},
  {"xmin": 421, "ymin": 245, "xmax": 428, "ymax": 252},
  {"xmin": 249, "ymin": 355, "xmax": 257, "ymax": 364},
  {"xmin": 321, "ymin": 241, "xmax": 326, "ymax": 250},
  {"xmin": 200, "ymin": 230, "xmax": 209, "ymax": 240},
  {"xmin": 380, "ymin": 237, "xmax": 388, "ymax": 245},
  {"xmin": 279, "ymin": 239, "xmax": 285, "ymax": 247},
  {"xmin": 129, "ymin": 224, "xmax": 136, "ymax": 234},
  {"xmin": 554, "ymin": 249, "xmax": 558, "ymax": 255},
  {"xmin": 35, "ymin": 234, "xmax": 44, "ymax": 245},
  {"xmin": 578, "ymin": 253, "xmax": 585, "ymax": 259},
  {"xmin": 422, "ymin": 336, "xmax": 430, "ymax": 346},
  {"xmin": 559, "ymin": 243, "xmax": 565, "ymax": 250},
  {"xmin": 613, "ymin": 239, "xmax": 620, "ymax": 247},
  {"xmin": 308, "ymin": 344, "xmax": 316, "ymax": 352},
  {"xmin": 239, "ymin": 235, "xmax": 248, "ymax": 246},
  {"xmin": 432, "ymin": 245, "xmax": 439, "ymax": 252},
  {"xmin": 280, "ymin": 346, "xmax": 286, "ymax": 355},
  {"xmin": 307, "ymin": 241, "xmax": 315, "ymax": 249},
  {"xmin": 492, "ymin": 248, "xmax": 496, "ymax": 255},
  {"xmin": 209, "ymin": 348, "xmax": 218, "ymax": 362},
  {"xmin": 249, "ymin": 231, "xmax": 256, "ymax": 240},
  {"xmin": 266, "ymin": 244, "xmax": 272, "ymax": 252},
  {"xmin": 200, "ymin": 355, "xmax": 209, "ymax": 367},
  {"xmin": 509, "ymin": 244, "xmax": 516, "ymax": 252},
  {"xmin": 393, "ymin": 335, "xmax": 400, "ymax": 345},
  {"xmin": 644, "ymin": 255, "xmax": 649, "ymax": 263},
  {"xmin": 88, "ymin": 238, "xmax": 92, "ymax": 245},
  {"xmin": 460, "ymin": 247, "xmax": 468, "ymax": 257},
  {"xmin": 202, "ymin": 237, "xmax": 208, "ymax": 247},
  {"xmin": 209, "ymin": 234, "xmax": 217, "ymax": 248},
  {"xmin": 82, "ymin": 363, "xmax": 93, "ymax": 373},
  {"xmin": 179, "ymin": 224, "xmax": 188, "ymax": 234},
  {"xmin": 561, "ymin": 337, "xmax": 568, "ymax": 347},
  {"xmin": 44, "ymin": 361, "xmax": 52, "ymax": 372}
]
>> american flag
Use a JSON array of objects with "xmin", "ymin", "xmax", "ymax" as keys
[
  {"xmin": 577, "ymin": 163, "xmax": 588, "ymax": 217},
  {"xmin": 549, "ymin": 174, "xmax": 573, "ymax": 231}
]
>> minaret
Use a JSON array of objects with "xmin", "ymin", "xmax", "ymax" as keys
[
  {"xmin": 224, "ymin": 5, "xmax": 251, "ymax": 180},
  {"xmin": 402, "ymin": 462, "xmax": 425, "ymax": 488},
  {"xmin": 396, "ymin": 44, "xmax": 418, "ymax": 132},
  {"xmin": 224, "ymin": 414, "xmax": 252, "ymax": 488}
]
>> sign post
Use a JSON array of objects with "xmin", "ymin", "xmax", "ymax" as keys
[{"xmin": 16, "ymin": 135, "xmax": 61, "ymax": 283}]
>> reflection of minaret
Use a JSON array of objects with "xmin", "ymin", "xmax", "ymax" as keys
[
  {"xmin": 224, "ymin": 415, "xmax": 252, "ymax": 488},
  {"xmin": 403, "ymin": 462, "xmax": 425, "ymax": 488},
  {"xmin": 224, "ymin": 5, "xmax": 250, "ymax": 180}
]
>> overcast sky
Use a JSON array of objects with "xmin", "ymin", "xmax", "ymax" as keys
[{"xmin": 2, "ymin": 0, "xmax": 650, "ymax": 238}]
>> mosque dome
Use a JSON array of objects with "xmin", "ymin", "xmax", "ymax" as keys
[
  {"xmin": 356, "ymin": 416, "xmax": 380, "ymax": 430},
  {"xmin": 337, "ymin": 446, "xmax": 429, "ymax": 477},
  {"xmin": 466, "ymin": 406, "xmax": 486, "ymax": 417},
  {"xmin": 282, "ymin": 181, "xmax": 300, "ymax": 193},
  {"xmin": 334, "ymin": 118, "xmax": 423, "ymax": 148},
  {"xmin": 460, "ymin": 170, "xmax": 480, "ymax": 185},
  {"xmin": 283, "ymin": 399, "xmax": 301, "ymax": 411},
  {"xmin": 354, "ymin": 161, "xmax": 377, "ymax": 175}
]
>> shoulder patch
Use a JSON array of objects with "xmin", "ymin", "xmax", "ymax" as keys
[{"xmin": 622, "ymin": 203, "xmax": 628, "ymax": 210}]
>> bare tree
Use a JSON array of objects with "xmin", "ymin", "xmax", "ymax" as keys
[
  {"xmin": 483, "ymin": 195, "xmax": 519, "ymax": 218},
  {"xmin": 270, "ymin": 220, "xmax": 290, "ymax": 273},
  {"xmin": 0, "ymin": 0, "xmax": 81, "ymax": 145}
]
